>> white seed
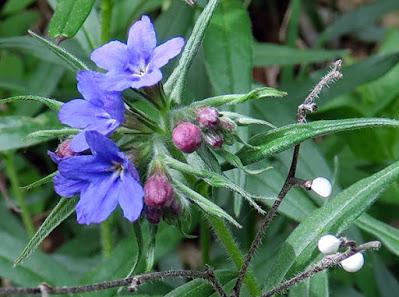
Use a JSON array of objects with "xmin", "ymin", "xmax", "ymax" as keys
[
  {"xmin": 318, "ymin": 234, "xmax": 341, "ymax": 255},
  {"xmin": 311, "ymin": 177, "xmax": 332, "ymax": 198},
  {"xmin": 341, "ymin": 252, "xmax": 364, "ymax": 272}
]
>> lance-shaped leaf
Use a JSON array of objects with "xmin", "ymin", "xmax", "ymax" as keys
[
  {"xmin": 172, "ymin": 179, "xmax": 241, "ymax": 228},
  {"xmin": 0, "ymin": 95, "xmax": 63, "ymax": 111},
  {"xmin": 28, "ymin": 30, "xmax": 88, "ymax": 72},
  {"xmin": 164, "ymin": 156, "xmax": 272, "ymax": 214},
  {"xmin": 145, "ymin": 224, "xmax": 158, "ymax": 272},
  {"xmin": 14, "ymin": 198, "xmax": 78, "ymax": 265},
  {"xmin": 48, "ymin": 0, "xmax": 96, "ymax": 39},
  {"xmin": 26, "ymin": 128, "xmax": 79, "ymax": 142},
  {"xmin": 164, "ymin": 0, "xmax": 219, "ymax": 102},
  {"xmin": 220, "ymin": 111, "xmax": 276, "ymax": 128},
  {"xmin": 262, "ymin": 159, "xmax": 399, "ymax": 291},
  {"xmin": 191, "ymin": 87, "xmax": 286, "ymax": 108},
  {"xmin": 20, "ymin": 172, "xmax": 58, "ymax": 191},
  {"xmin": 232, "ymin": 118, "xmax": 399, "ymax": 168}
]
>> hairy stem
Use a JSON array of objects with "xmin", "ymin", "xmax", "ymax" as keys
[
  {"xmin": 231, "ymin": 145, "xmax": 300, "ymax": 297},
  {"xmin": 0, "ymin": 269, "xmax": 226, "ymax": 296},
  {"xmin": 207, "ymin": 215, "xmax": 261, "ymax": 297},
  {"xmin": 100, "ymin": 219, "xmax": 113, "ymax": 258},
  {"xmin": 3, "ymin": 152, "xmax": 35, "ymax": 237},
  {"xmin": 262, "ymin": 241, "xmax": 381, "ymax": 297}
]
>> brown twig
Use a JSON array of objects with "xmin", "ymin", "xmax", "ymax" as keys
[
  {"xmin": 0, "ymin": 269, "xmax": 227, "ymax": 296},
  {"xmin": 231, "ymin": 60, "xmax": 343, "ymax": 297},
  {"xmin": 262, "ymin": 241, "xmax": 381, "ymax": 297}
]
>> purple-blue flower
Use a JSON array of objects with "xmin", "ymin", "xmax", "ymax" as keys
[
  {"xmin": 58, "ymin": 70, "xmax": 125, "ymax": 152},
  {"xmin": 90, "ymin": 15, "xmax": 185, "ymax": 91},
  {"xmin": 54, "ymin": 131, "xmax": 144, "ymax": 225}
]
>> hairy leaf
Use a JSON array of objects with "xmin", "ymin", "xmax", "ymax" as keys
[{"xmin": 0, "ymin": 95, "xmax": 63, "ymax": 111}]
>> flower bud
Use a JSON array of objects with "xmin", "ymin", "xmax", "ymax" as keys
[
  {"xmin": 196, "ymin": 107, "xmax": 219, "ymax": 129},
  {"xmin": 48, "ymin": 139, "xmax": 77, "ymax": 164},
  {"xmin": 341, "ymin": 252, "xmax": 364, "ymax": 272},
  {"xmin": 204, "ymin": 131, "xmax": 224, "ymax": 149},
  {"xmin": 311, "ymin": 177, "xmax": 332, "ymax": 198},
  {"xmin": 172, "ymin": 122, "xmax": 202, "ymax": 153},
  {"xmin": 318, "ymin": 234, "xmax": 341, "ymax": 255},
  {"xmin": 144, "ymin": 172, "xmax": 174, "ymax": 207},
  {"xmin": 220, "ymin": 117, "xmax": 237, "ymax": 132},
  {"xmin": 145, "ymin": 207, "xmax": 163, "ymax": 224}
]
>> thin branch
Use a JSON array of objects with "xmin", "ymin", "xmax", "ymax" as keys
[
  {"xmin": 0, "ymin": 269, "xmax": 227, "ymax": 296},
  {"xmin": 231, "ymin": 60, "xmax": 343, "ymax": 297},
  {"xmin": 262, "ymin": 241, "xmax": 381, "ymax": 297}
]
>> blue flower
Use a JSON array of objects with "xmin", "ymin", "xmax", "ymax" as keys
[
  {"xmin": 53, "ymin": 131, "xmax": 144, "ymax": 225},
  {"xmin": 58, "ymin": 70, "xmax": 125, "ymax": 152},
  {"xmin": 91, "ymin": 15, "xmax": 185, "ymax": 91}
]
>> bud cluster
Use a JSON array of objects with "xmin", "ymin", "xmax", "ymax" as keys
[
  {"xmin": 143, "ymin": 170, "xmax": 181, "ymax": 224},
  {"xmin": 172, "ymin": 106, "xmax": 237, "ymax": 154}
]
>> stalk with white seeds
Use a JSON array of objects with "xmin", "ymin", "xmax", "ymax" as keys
[{"xmin": 311, "ymin": 177, "xmax": 332, "ymax": 198}]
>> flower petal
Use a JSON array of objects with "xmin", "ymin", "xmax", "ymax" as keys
[
  {"xmin": 70, "ymin": 131, "xmax": 89, "ymax": 152},
  {"xmin": 130, "ymin": 68, "xmax": 162, "ymax": 89},
  {"xmin": 152, "ymin": 37, "xmax": 184, "ymax": 68},
  {"xmin": 58, "ymin": 155, "xmax": 111, "ymax": 180},
  {"xmin": 90, "ymin": 41, "xmax": 128, "ymax": 71},
  {"xmin": 127, "ymin": 15, "xmax": 156, "ymax": 61},
  {"xmin": 76, "ymin": 175, "xmax": 119, "ymax": 224},
  {"xmin": 58, "ymin": 99, "xmax": 106, "ymax": 129},
  {"xmin": 100, "ymin": 72, "xmax": 138, "ymax": 91},
  {"xmin": 85, "ymin": 131, "xmax": 124, "ymax": 162},
  {"xmin": 117, "ymin": 174, "xmax": 144, "ymax": 222},
  {"xmin": 53, "ymin": 173, "xmax": 88, "ymax": 197}
]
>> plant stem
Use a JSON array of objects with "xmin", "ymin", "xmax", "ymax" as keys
[
  {"xmin": 207, "ymin": 216, "xmax": 261, "ymax": 297},
  {"xmin": 101, "ymin": 0, "xmax": 112, "ymax": 43},
  {"xmin": 3, "ymin": 152, "xmax": 35, "ymax": 237},
  {"xmin": 200, "ymin": 217, "xmax": 211, "ymax": 265},
  {"xmin": 99, "ymin": 0, "xmax": 114, "ymax": 258},
  {"xmin": 100, "ymin": 219, "xmax": 112, "ymax": 258}
]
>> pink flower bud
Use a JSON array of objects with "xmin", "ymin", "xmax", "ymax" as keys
[
  {"xmin": 56, "ymin": 139, "xmax": 76, "ymax": 158},
  {"xmin": 145, "ymin": 207, "xmax": 163, "ymax": 224},
  {"xmin": 196, "ymin": 107, "xmax": 219, "ymax": 128},
  {"xmin": 144, "ymin": 172, "xmax": 174, "ymax": 207},
  {"xmin": 204, "ymin": 132, "xmax": 224, "ymax": 149},
  {"xmin": 172, "ymin": 122, "xmax": 202, "ymax": 153}
]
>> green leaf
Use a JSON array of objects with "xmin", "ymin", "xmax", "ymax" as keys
[
  {"xmin": 48, "ymin": 0, "xmax": 96, "ymax": 39},
  {"xmin": 262, "ymin": 159, "xmax": 399, "ymax": 291},
  {"xmin": 165, "ymin": 156, "xmax": 270, "ymax": 214},
  {"xmin": 124, "ymin": 223, "xmax": 144, "ymax": 278},
  {"xmin": 254, "ymin": 43, "xmax": 347, "ymax": 66},
  {"xmin": 203, "ymin": 0, "xmax": 252, "ymax": 95},
  {"xmin": 0, "ymin": 95, "xmax": 63, "ymax": 111},
  {"xmin": 191, "ymin": 87, "xmax": 286, "ymax": 108},
  {"xmin": 14, "ymin": 198, "xmax": 77, "ymax": 266},
  {"xmin": 28, "ymin": 30, "xmax": 89, "ymax": 71},
  {"xmin": 20, "ymin": 172, "xmax": 58, "ymax": 191},
  {"xmin": 356, "ymin": 214, "xmax": 399, "ymax": 257},
  {"xmin": 2, "ymin": 0, "xmax": 36, "ymax": 15},
  {"xmin": 0, "ymin": 112, "xmax": 62, "ymax": 151},
  {"xmin": 26, "ymin": 128, "xmax": 79, "ymax": 142},
  {"xmin": 172, "ymin": 179, "xmax": 241, "ymax": 228},
  {"xmin": 164, "ymin": 270, "xmax": 236, "ymax": 297},
  {"xmin": 288, "ymin": 271, "xmax": 329, "ymax": 297},
  {"xmin": 318, "ymin": 0, "xmax": 399, "ymax": 45},
  {"xmin": 234, "ymin": 118, "xmax": 399, "ymax": 168},
  {"xmin": 164, "ymin": 0, "xmax": 219, "ymax": 103},
  {"xmin": 220, "ymin": 111, "xmax": 276, "ymax": 128}
]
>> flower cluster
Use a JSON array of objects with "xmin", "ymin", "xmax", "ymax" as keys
[{"xmin": 51, "ymin": 16, "xmax": 184, "ymax": 225}]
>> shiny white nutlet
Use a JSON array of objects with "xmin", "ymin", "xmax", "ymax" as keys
[
  {"xmin": 318, "ymin": 234, "xmax": 341, "ymax": 255},
  {"xmin": 311, "ymin": 177, "xmax": 332, "ymax": 198},
  {"xmin": 341, "ymin": 252, "xmax": 364, "ymax": 272}
]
